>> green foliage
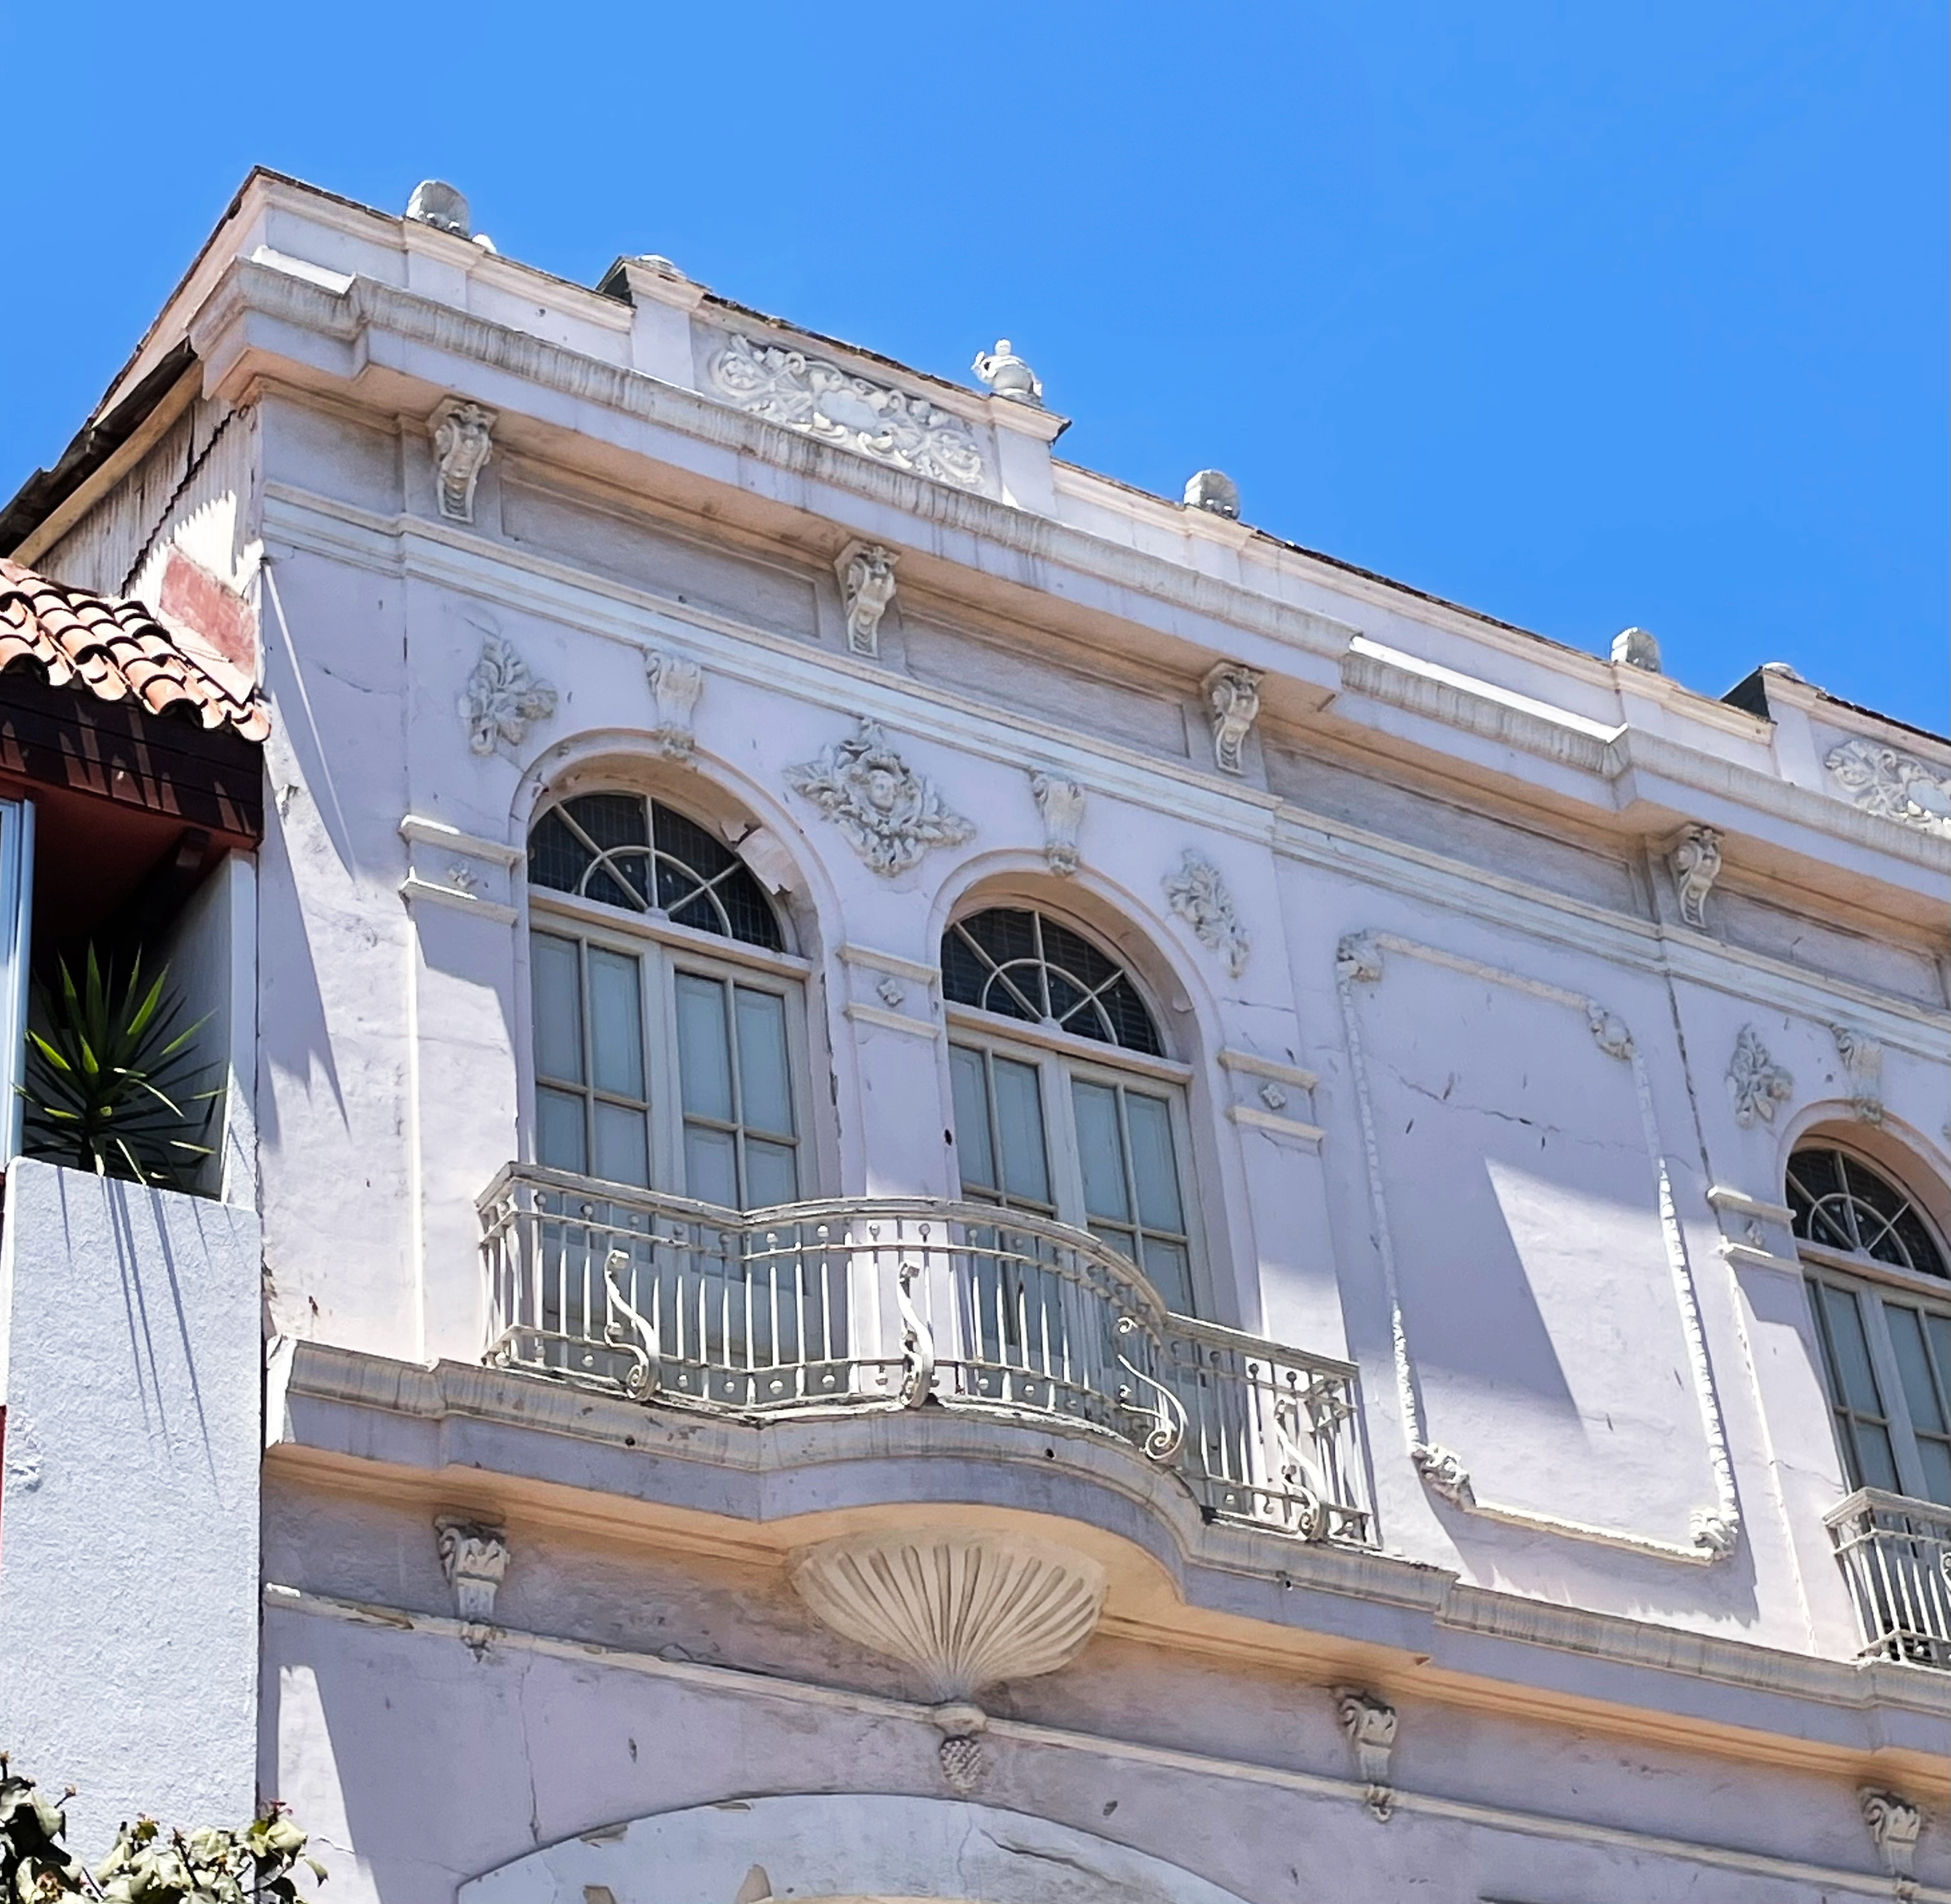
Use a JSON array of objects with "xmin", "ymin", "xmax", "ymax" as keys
[
  {"xmin": 19, "ymin": 948, "xmax": 222, "ymax": 1190},
  {"xmin": 0, "ymin": 1759, "xmax": 322, "ymax": 1904}
]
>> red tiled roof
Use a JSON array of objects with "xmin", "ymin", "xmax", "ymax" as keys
[{"xmin": 0, "ymin": 558, "xmax": 271, "ymax": 744}]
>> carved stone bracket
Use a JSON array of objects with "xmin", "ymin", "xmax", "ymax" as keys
[
  {"xmin": 644, "ymin": 649, "xmax": 704, "ymax": 758},
  {"xmin": 1726, "ymin": 1026, "xmax": 1793, "ymax": 1128},
  {"xmin": 1585, "ymin": 1002, "xmax": 1635, "ymax": 1061},
  {"xmin": 707, "ymin": 334, "xmax": 986, "ymax": 489},
  {"xmin": 1831, "ymin": 1024, "xmax": 1886, "ymax": 1125},
  {"xmin": 1859, "ymin": 1789, "xmax": 1924, "ymax": 1888},
  {"xmin": 1826, "ymin": 737, "xmax": 1951, "ymax": 836},
  {"xmin": 1201, "ymin": 662, "xmax": 1263, "ymax": 776},
  {"xmin": 1334, "ymin": 1690, "xmax": 1399, "ymax": 1821},
  {"xmin": 1029, "ymin": 771, "xmax": 1086, "ymax": 875},
  {"xmin": 460, "ymin": 636, "xmax": 557, "ymax": 759},
  {"xmin": 1410, "ymin": 1442, "xmax": 1474, "ymax": 1507},
  {"xmin": 786, "ymin": 719, "xmax": 975, "ymax": 877},
  {"xmin": 1666, "ymin": 824, "xmax": 1722, "ymax": 929},
  {"xmin": 790, "ymin": 1529, "xmax": 1106, "ymax": 1796},
  {"xmin": 436, "ymin": 1516, "xmax": 510, "ymax": 1648},
  {"xmin": 429, "ymin": 398, "xmax": 495, "ymax": 523},
  {"xmin": 835, "ymin": 543, "xmax": 900, "ymax": 658},
  {"xmin": 1164, "ymin": 849, "xmax": 1249, "ymax": 978}
]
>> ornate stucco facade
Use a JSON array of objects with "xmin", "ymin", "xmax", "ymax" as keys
[{"xmin": 1, "ymin": 171, "xmax": 1947, "ymax": 1903}]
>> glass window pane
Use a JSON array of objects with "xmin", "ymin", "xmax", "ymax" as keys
[
  {"xmin": 735, "ymin": 987, "xmax": 794, "ymax": 1136},
  {"xmin": 949, "ymin": 1046, "xmax": 996, "ymax": 1195},
  {"xmin": 532, "ymin": 934, "xmax": 584, "ymax": 1084},
  {"xmin": 1819, "ymin": 1285, "xmax": 1884, "ymax": 1414},
  {"xmin": 676, "ymin": 974, "xmax": 734, "ymax": 1121},
  {"xmin": 537, "ymin": 1086, "xmax": 586, "ymax": 1174},
  {"xmin": 1917, "ymin": 1437, "xmax": 1951, "ymax": 1509},
  {"xmin": 745, "ymin": 1139, "xmax": 798, "ymax": 1209},
  {"xmin": 685, "ymin": 1124, "xmax": 739, "ymax": 1208},
  {"xmin": 1071, "ymin": 1080, "xmax": 1130, "ymax": 1223},
  {"xmin": 1142, "ymin": 1237, "xmax": 1192, "ymax": 1314},
  {"xmin": 587, "ymin": 947, "xmax": 645, "ymax": 1099},
  {"xmin": 994, "ymin": 1057, "xmax": 1051, "ymax": 1206},
  {"xmin": 593, "ymin": 1102, "xmax": 649, "ymax": 1188},
  {"xmin": 1855, "ymin": 1422, "xmax": 1901, "ymax": 1494},
  {"xmin": 1088, "ymin": 1221, "xmax": 1137, "ymax": 1265},
  {"xmin": 1126, "ymin": 1093, "xmax": 1184, "ymax": 1234},
  {"xmin": 1884, "ymin": 1303, "xmax": 1949, "ymax": 1434}
]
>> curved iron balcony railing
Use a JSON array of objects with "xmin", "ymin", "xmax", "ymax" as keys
[
  {"xmin": 1826, "ymin": 1487, "xmax": 1951, "ymax": 1670},
  {"xmin": 480, "ymin": 1163, "xmax": 1374, "ymax": 1546}
]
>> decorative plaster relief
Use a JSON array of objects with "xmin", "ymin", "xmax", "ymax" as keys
[
  {"xmin": 1585, "ymin": 1002, "xmax": 1636, "ymax": 1061},
  {"xmin": 1859, "ymin": 1789, "xmax": 1924, "ymax": 1885},
  {"xmin": 1029, "ymin": 771, "xmax": 1086, "ymax": 875},
  {"xmin": 875, "ymin": 975, "xmax": 906, "ymax": 1009},
  {"xmin": 1666, "ymin": 824, "xmax": 1722, "ymax": 929},
  {"xmin": 1826, "ymin": 737, "xmax": 1951, "ymax": 836},
  {"xmin": 1201, "ymin": 662, "xmax": 1263, "ymax": 776},
  {"xmin": 1164, "ymin": 850, "xmax": 1249, "ymax": 978},
  {"xmin": 1333, "ymin": 1690, "xmax": 1399, "ymax": 1821},
  {"xmin": 1830, "ymin": 1024, "xmax": 1886, "ymax": 1125},
  {"xmin": 786, "ymin": 719, "xmax": 975, "ymax": 877},
  {"xmin": 429, "ymin": 399, "xmax": 495, "ymax": 523},
  {"xmin": 835, "ymin": 542, "xmax": 900, "ymax": 657},
  {"xmin": 1336, "ymin": 931, "xmax": 1741, "ymax": 1566},
  {"xmin": 1726, "ymin": 1026, "xmax": 1793, "ymax": 1128},
  {"xmin": 643, "ymin": 648, "xmax": 704, "ymax": 758},
  {"xmin": 435, "ymin": 1518, "xmax": 510, "ymax": 1646},
  {"xmin": 460, "ymin": 636, "xmax": 557, "ymax": 759},
  {"xmin": 707, "ymin": 334, "xmax": 986, "ymax": 490}
]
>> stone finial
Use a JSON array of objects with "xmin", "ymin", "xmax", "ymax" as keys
[
  {"xmin": 429, "ymin": 399, "xmax": 496, "ymax": 523},
  {"xmin": 644, "ymin": 649, "xmax": 704, "ymax": 758},
  {"xmin": 406, "ymin": 180, "xmax": 471, "ymax": 236},
  {"xmin": 1183, "ymin": 470, "xmax": 1241, "ymax": 520},
  {"xmin": 836, "ymin": 542, "xmax": 900, "ymax": 658},
  {"xmin": 1334, "ymin": 1690, "xmax": 1399, "ymax": 1821},
  {"xmin": 971, "ymin": 340, "xmax": 1044, "ymax": 406},
  {"xmin": 436, "ymin": 1517, "xmax": 510, "ymax": 1646},
  {"xmin": 1202, "ymin": 661, "xmax": 1263, "ymax": 776},
  {"xmin": 1612, "ymin": 626, "xmax": 1662, "ymax": 672},
  {"xmin": 1029, "ymin": 771, "xmax": 1086, "ymax": 876},
  {"xmin": 1666, "ymin": 823, "xmax": 1722, "ymax": 929}
]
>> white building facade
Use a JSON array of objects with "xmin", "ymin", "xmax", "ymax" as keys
[{"xmin": 1, "ymin": 169, "xmax": 1947, "ymax": 1903}]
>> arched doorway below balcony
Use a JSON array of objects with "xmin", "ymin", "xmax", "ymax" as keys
[{"xmin": 460, "ymin": 1794, "xmax": 1257, "ymax": 1904}]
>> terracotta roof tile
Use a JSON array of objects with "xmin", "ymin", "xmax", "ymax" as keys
[{"xmin": 0, "ymin": 558, "xmax": 271, "ymax": 743}]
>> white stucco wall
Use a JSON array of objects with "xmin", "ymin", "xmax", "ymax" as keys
[{"xmin": 0, "ymin": 1159, "xmax": 262, "ymax": 1849}]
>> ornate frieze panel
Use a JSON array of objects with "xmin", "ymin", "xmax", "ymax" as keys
[
  {"xmin": 835, "ymin": 542, "xmax": 900, "ymax": 657},
  {"xmin": 1201, "ymin": 662, "xmax": 1262, "ymax": 776},
  {"xmin": 1336, "ymin": 932, "xmax": 1739, "ymax": 1564},
  {"xmin": 786, "ymin": 719, "xmax": 975, "ymax": 876},
  {"xmin": 1164, "ymin": 849, "xmax": 1249, "ymax": 978},
  {"xmin": 460, "ymin": 635, "xmax": 557, "ymax": 759},
  {"xmin": 1825, "ymin": 736, "xmax": 1951, "ymax": 836},
  {"xmin": 1666, "ymin": 823, "xmax": 1722, "ymax": 929},
  {"xmin": 429, "ymin": 398, "xmax": 495, "ymax": 523},
  {"xmin": 707, "ymin": 333, "xmax": 986, "ymax": 490},
  {"xmin": 1726, "ymin": 1026, "xmax": 1793, "ymax": 1128}
]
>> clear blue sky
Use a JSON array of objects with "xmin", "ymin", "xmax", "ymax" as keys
[{"xmin": 3, "ymin": 2, "xmax": 1943, "ymax": 723}]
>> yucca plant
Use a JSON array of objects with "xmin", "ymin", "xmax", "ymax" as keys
[{"xmin": 20, "ymin": 946, "xmax": 223, "ymax": 1190}]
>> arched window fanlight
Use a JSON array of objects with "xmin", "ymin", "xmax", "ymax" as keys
[
  {"xmin": 529, "ymin": 792, "xmax": 781, "ymax": 951},
  {"xmin": 942, "ymin": 907, "xmax": 1162, "ymax": 1057},
  {"xmin": 1788, "ymin": 1146, "xmax": 1947, "ymax": 1280}
]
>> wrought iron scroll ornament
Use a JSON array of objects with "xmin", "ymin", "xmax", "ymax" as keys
[
  {"xmin": 460, "ymin": 635, "xmax": 557, "ymax": 758},
  {"xmin": 786, "ymin": 719, "xmax": 976, "ymax": 877},
  {"xmin": 707, "ymin": 333, "xmax": 986, "ymax": 490},
  {"xmin": 1113, "ymin": 1314, "xmax": 1188, "ymax": 1460}
]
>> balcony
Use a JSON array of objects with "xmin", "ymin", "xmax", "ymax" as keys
[
  {"xmin": 1826, "ymin": 1487, "xmax": 1951, "ymax": 1669},
  {"xmin": 479, "ymin": 1164, "xmax": 1374, "ymax": 1546}
]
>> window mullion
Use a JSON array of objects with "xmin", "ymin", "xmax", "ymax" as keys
[{"xmin": 1046, "ymin": 1054, "xmax": 1086, "ymax": 1230}]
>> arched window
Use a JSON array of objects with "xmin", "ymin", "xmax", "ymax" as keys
[
  {"xmin": 526, "ymin": 791, "xmax": 805, "ymax": 1208},
  {"xmin": 1791, "ymin": 1143, "xmax": 1950, "ymax": 1506},
  {"xmin": 942, "ymin": 905, "xmax": 1197, "ymax": 1314}
]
